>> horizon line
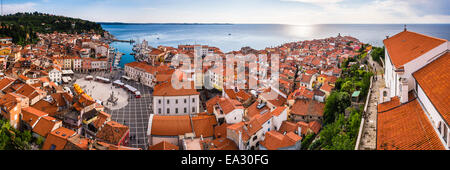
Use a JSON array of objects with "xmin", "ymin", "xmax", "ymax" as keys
[{"xmin": 97, "ymin": 22, "xmax": 450, "ymax": 25}]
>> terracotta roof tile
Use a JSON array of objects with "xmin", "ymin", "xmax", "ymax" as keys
[
  {"xmin": 0, "ymin": 77, "xmax": 15, "ymax": 91},
  {"xmin": 151, "ymin": 115, "xmax": 193, "ymax": 136},
  {"xmin": 206, "ymin": 137, "xmax": 238, "ymax": 150},
  {"xmin": 413, "ymin": 52, "xmax": 450, "ymax": 125},
  {"xmin": 260, "ymin": 131, "xmax": 301, "ymax": 150},
  {"xmin": 125, "ymin": 61, "xmax": 158, "ymax": 74},
  {"xmin": 271, "ymin": 106, "xmax": 287, "ymax": 117},
  {"xmin": 151, "ymin": 115, "xmax": 216, "ymax": 137},
  {"xmin": 92, "ymin": 111, "xmax": 111, "ymax": 129},
  {"xmin": 308, "ymin": 121, "xmax": 321, "ymax": 134},
  {"xmin": 214, "ymin": 123, "xmax": 229, "ymax": 138},
  {"xmin": 216, "ymin": 97, "xmax": 244, "ymax": 115},
  {"xmin": 153, "ymin": 81, "xmax": 200, "ymax": 96},
  {"xmin": 149, "ymin": 141, "xmax": 179, "ymax": 150},
  {"xmin": 290, "ymin": 99, "xmax": 324, "ymax": 117},
  {"xmin": 278, "ymin": 121, "xmax": 300, "ymax": 134},
  {"xmin": 21, "ymin": 107, "xmax": 48, "ymax": 126},
  {"xmin": 64, "ymin": 134, "xmax": 89, "ymax": 150},
  {"xmin": 95, "ymin": 120, "xmax": 129, "ymax": 145},
  {"xmin": 383, "ymin": 31, "xmax": 447, "ymax": 68},
  {"xmin": 192, "ymin": 115, "xmax": 217, "ymax": 138},
  {"xmin": 377, "ymin": 98, "xmax": 445, "ymax": 150},
  {"xmin": 42, "ymin": 127, "xmax": 76, "ymax": 150},
  {"xmin": 32, "ymin": 116, "xmax": 61, "ymax": 137},
  {"xmin": 247, "ymin": 100, "xmax": 270, "ymax": 119}
]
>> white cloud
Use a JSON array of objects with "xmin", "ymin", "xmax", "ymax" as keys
[
  {"xmin": 281, "ymin": 0, "xmax": 344, "ymax": 4},
  {"xmin": 2, "ymin": 2, "xmax": 37, "ymax": 15},
  {"xmin": 281, "ymin": 0, "xmax": 450, "ymax": 24}
]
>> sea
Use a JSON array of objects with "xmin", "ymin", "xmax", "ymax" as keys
[{"xmin": 100, "ymin": 24, "xmax": 450, "ymax": 68}]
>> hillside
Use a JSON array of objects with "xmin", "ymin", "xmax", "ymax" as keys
[{"xmin": 0, "ymin": 12, "xmax": 106, "ymax": 45}]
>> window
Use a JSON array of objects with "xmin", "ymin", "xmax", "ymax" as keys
[
  {"xmin": 252, "ymin": 136, "xmax": 258, "ymax": 141},
  {"xmin": 268, "ymin": 128, "xmax": 270, "ymax": 132},
  {"xmin": 158, "ymin": 108, "xmax": 161, "ymax": 114},
  {"xmin": 184, "ymin": 99, "xmax": 187, "ymax": 103},
  {"xmin": 176, "ymin": 99, "xmax": 178, "ymax": 104},
  {"xmin": 192, "ymin": 98, "xmax": 195, "ymax": 103},
  {"xmin": 444, "ymin": 125, "xmax": 448, "ymax": 143},
  {"xmin": 167, "ymin": 100, "xmax": 170, "ymax": 104},
  {"xmin": 175, "ymin": 108, "xmax": 178, "ymax": 114},
  {"xmin": 184, "ymin": 107, "xmax": 187, "ymax": 113},
  {"xmin": 167, "ymin": 108, "xmax": 170, "ymax": 113},
  {"xmin": 158, "ymin": 100, "xmax": 161, "ymax": 104},
  {"xmin": 50, "ymin": 144, "xmax": 56, "ymax": 150},
  {"xmin": 192, "ymin": 107, "xmax": 195, "ymax": 113}
]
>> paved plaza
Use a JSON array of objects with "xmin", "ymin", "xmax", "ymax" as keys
[
  {"xmin": 71, "ymin": 69, "xmax": 153, "ymax": 149},
  {"xmin": 74, "ymin": 78, "xmax": 129, "ymax": 110}
]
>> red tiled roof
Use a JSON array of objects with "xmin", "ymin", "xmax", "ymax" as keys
[
  {"xmin": 0, "ymin": 77, "xmax": 15, "ymax": 91},
  {"xmin": 308, "ymin": 121, "xmax": 321, "ymax": 134},
  {"xmin": 290, "ymin": 99, "xmax": 324, "ymax": 117},
  {"xmin": 21, "ymin": 107, "xmax": 48, "ymax": 126},
  {"xmin": 125, "ymin": 61, "xmax": 158, "ymax": 74},
  {"xmin": 64, "ymin": 134, "xmax": 89, "ymax": 150},
  {"xmin": 32, "ymin": 116, "xmax": 61, "ymax": 137},
  {"xmin": 92, "ymin": 111, "xmax": 111, "ymax": 129},
  {"xmin": 42, "ymin": 127, "xmax": 76, "ymax": 150},
  {"xmin": 192, "ymin": 115, "xmax": 218, "ymax": 138},
  {"xmin": 271, "ymin": 106, "xmax": 287, "ymax": 117},
  {"xmin": 151, "ymin": 115, "xmax": 217, "ymax": 138},
  {"xmin": 383, "ymin": 31, "xmax": 447, "ymax": 68},
  {"xmin": 153, "ymin": 81, "xmax": 200, "ymax": 96},
  {"xmin": 206, "ymin": 95, "xmax": 220, "ymax": 113},
  {"xmin": 377, "ymin": 98, "xmax": 445, "ymax": 150},
  {"xmin": 95, "ymin": 120, "xmax": 129, "ymax": 145},
  {"xmin": 206, "ymin": 137, "xmax": 238, "ymax": 150},
  {"xmin": 149, "ymin": 141, "xmax": 179, "ymax": 150},
  {"xmin": 260, "ymin": 131, "xmax": 301, "ymax": 150},
  {"xmin": 214, "ymin": 123, "xmax": 229, "ymax": 138},
  {"xmin": 151, "ymin": 115, "xmax": 192, "ymax": 136},
  {"xmin": 413, "ymin": 52, "xmax": 450, "ymax": 125},
  {"xmin": 288, "ymin": 86, "xmax": 314, "ymax": 100},
  {"xmin": 216, "ymin": 97, "xmax": 244, "ymax": 115},
  {"xmin": 247, "ymin": 101, "xmax": 270, "ymax": 119}
]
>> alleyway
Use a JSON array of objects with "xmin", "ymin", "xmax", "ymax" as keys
[{"xmin": 359, "ymin": 51, "xmax": 384, "ymax": 150}]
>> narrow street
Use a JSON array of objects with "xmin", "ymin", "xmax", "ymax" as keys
[{"xmin": 359, "ymin": 51, "xmax": 384, "ymax": 150}]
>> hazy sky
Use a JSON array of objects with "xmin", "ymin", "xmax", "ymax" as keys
[{"xmin": 2, "ymin": 0, "xmax": 450, "ymax": 24}]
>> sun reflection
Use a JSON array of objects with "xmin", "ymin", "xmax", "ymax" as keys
[{"xmin": 285, "ymin": 24, "xmax": 315, "ymax": 39}]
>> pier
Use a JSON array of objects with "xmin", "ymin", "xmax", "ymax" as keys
[{"xmin": 106, "ymin": 38, "xmax": 135, "ymax": 43}]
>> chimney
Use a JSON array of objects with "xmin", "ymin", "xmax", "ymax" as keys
[
  {"xmin": 238, "ymin": 130, "xmax": 243, "ymax": 150},
  {"xmin": 386, "ymin": 36, "xmax": 389, "ymax": 39},
  {"xmin": 400, "ymin": 78, "xmax": 409, "ymax": 103},
  {"xmin": 404, "ymin": 24, "xmax": 407, "ymax": 32}
]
